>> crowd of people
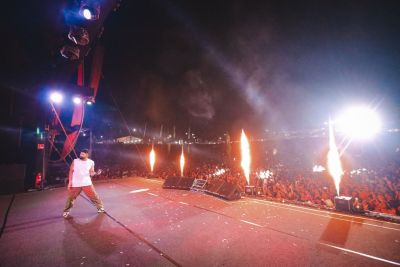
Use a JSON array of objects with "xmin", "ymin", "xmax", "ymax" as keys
[{"xmin": 86, "ymin": 139, "xmax": 400, "ymax": 217}]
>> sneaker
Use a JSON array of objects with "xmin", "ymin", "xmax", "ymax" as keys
[
  {"xmin": 63, "ymin": 211, "xmax": 70, "ymax": 218},
  {"xmin": 97, "ymin": 208, "xmax": 105, "ymax": 213}
]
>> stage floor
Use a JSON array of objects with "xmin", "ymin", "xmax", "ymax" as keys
[{"xmin": 0, "ymin": 177, "xmax": 399, "ymax": 267}]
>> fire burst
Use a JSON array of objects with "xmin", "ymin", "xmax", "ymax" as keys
[
  {"xmin": 149, "ymin": 147, "xmax": 156, "ymax": 173},
  {"xmin": 180, "ymin": 146, "xmax": 185, "ymax": 177},
  {"xmin": 240, "ymin": 129, "xmax": 251, "ymax": 185},
  {"xmin": 327, "ymin": 120, "xmax": 343, "ymax": 196}
]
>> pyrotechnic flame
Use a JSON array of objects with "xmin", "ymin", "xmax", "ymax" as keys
[
  {"xmin": 240, "ymin": 129, "xmax": 251, "ymax": 185},
  {"xmin": 327, "ymin": 120, "xmax": 343, "ymax": 196},
  {"xmin": 149, "ymin": 147, "xmax": 156, "ymax": 173},
  {"xmin": 180, "ymin": 147, "xmax": 185, "ymax": 177}
]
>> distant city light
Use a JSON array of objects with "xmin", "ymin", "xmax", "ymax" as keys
[
  {"xmin": 335, "ymin": 106, "xmax": 381, "ymax": 140},
  {"xmin": 50, "ymin": 92, "xmax": 63, "ymax": 103}
]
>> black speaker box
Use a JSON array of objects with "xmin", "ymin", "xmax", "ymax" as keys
[
  {"xmin": 334, "ymin": 196, "xmax": 353, "ymax": 212},
  {"xmin": 163, "ymin": 176, "xmax": 195, "ymax": 190},
  {"xmin": 206, "ymin": 181, "xmax": 242, "ymax": 201},
  {"xmin": 217, "ymin": 182, "xmax": 242, "ymax": 201}
]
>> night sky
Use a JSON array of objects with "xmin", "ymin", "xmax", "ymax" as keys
[{"xmin": 1, "ymin": 0, "xmax": 400, "ymax": 141}]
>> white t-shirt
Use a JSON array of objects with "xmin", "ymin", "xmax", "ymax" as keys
[{"xmin": 71, "ymin": 158, "xmax": 94, "ymax": 187}]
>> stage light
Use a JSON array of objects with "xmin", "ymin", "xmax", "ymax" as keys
[
  {"xmin": 80, "ymin": 2, "xmax": 100, "ymax": 20},
  {"xmin": 68, "ymin": 26, "xmax": 90, "ymax": 46},
  {"xmin": 82, "ymin": 8, "xmax": 92, "ymax": 19},
  {"xmin": 50, "ymin": 92, "xmax": 63, "ymax": 103},
  {"xmin": 86, "ymin": 100, "xmax": 93, "ymax": 105},
  {"xmin": 60, "ymin": 45, "xmax": 80, "ymax": 60},
  {"xmin": 335, "ymin": 106, "xmax": 381, "ymax": 140},
  {"xmin": 72, "ymin": 96, "xmax": 82, "ymax": 105}
]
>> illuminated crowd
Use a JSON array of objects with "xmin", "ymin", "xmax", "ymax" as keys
[
  {"xmin": 92, "ymin": 161, "xmax": 399, "ymax": 217},
  {"xmin": 90, "ymin": 140, "xmax": 400, "ymax": 217}
]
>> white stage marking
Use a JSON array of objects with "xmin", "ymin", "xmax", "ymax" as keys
[
  {"xmin": 320, "ymin": 243, "xmax": 400, "ymax": 266},
  {"xmin": 129, "ymin": 188, "xmax": 150, "ymax": 194}
]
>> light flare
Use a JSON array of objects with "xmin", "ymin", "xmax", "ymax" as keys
[
  {"xmin": 335, "ymin": 106, "xmax": 381, "ymax": 140},
  {"xmin": 327, "ymin": 120, "xmax": 343, "ymax": 196},
  {"xmin": 257, "ymin": 170, "xmax": 272, "ymax": 179},
  {"xmin": 313, "ymin": 165, "xmax": 326, "ymax": 173},
  {"xmin": 213, "ymin": 168, "xmax": 226, "ymax": 176},
  {"xmin": 240, "ymin": 129, "xmax": 251, "ymax": 185},
  {"xmin": 180, "ymin": 147, "xmax": 185, "ymax": 177},
  {"xmin": 149, "ymin": 147, "xmax": 156, "ymax": 173}
]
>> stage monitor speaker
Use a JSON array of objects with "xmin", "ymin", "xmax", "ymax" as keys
[
  {"xmin": 217, "ymin": 182, "xmax": 242, "ymax": 201},
  {"xmin": 334, "ymin": 196, "xmax": 353, "ymax": 212},
  {"xmin": 205, "ymin": 181, "xmax": 242, "ymax": 201},
  {"xmin": 244, "ymin": 185, "xmax": 256, "ymax": 195},
  {"xmin": 163, "ymin": 177, "xmax": 195, "ymax": 190},
  {"xmin": 205, "ymin": 180, "xmax": 225, "ymax": 193}
]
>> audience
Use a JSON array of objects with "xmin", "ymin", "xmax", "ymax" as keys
[{"xmin": 86, "ymin": 140, "xmax": 400, "ymax": 217}]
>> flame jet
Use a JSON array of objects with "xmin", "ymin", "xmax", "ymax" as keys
[
  {"xmin": 149, "ymin": 146, "xmax": 156, "ymax": 173},
  {"xmin": 240, "ymin": 129, "xmax": 251, "ymax": 185},
  {"xmin": 327, "ymin": 120, "xmax": 343, "ymax": 196},
  {"xmin": 180, "ymin": 146, "xmax": 185, "ymax": 177}
]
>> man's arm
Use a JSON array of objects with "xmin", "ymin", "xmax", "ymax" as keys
[
  {"xmin": 89, "ymin": 162, "xmax": 95, "ymax": 177},
  {"xmin": 68, "ymin": 161, "xmax": 74, "ymax": 188}
]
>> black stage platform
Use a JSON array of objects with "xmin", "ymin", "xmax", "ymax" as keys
[{"xmin": 1, "ymin": 177, "xmax": 399, "ymax": 267}]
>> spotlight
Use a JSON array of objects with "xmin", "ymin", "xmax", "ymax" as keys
[
  {"xmin": 60, "ymin": 45, "xmax": 80, "ymax": 60},
  {"xmin": 50, "ymin": 92, "xmax": 63, "ymax": 104},
  {"xmin": 80, "ymin": 2, "xmax": 100, "ymax": 20},
  {"xmin": 86, "ymin": 96, "xmax": 95, "ymax": 105},
  {"xmin": 72, "ymin": 96, "xmax": 82, "ymax": 105},
  {"xmin": 82, "ymin": 8, "xmax": 92, "ymax": 20},
  {"xmin": 335, "ymin": 106, "xmax": 381, "ymax": 140},
  {"xmin": 68, "ymin": 26, "xmax": 90, "ymax": 46}
]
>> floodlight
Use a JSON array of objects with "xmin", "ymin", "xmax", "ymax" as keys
[
  {"xmin": 82, "ymin": 8, "xmax": 92, "ymax": 19},
  {"xmin": 50, "ymin": 92, "xmax": 63, "ymax": 104},
  {"xmin": 80, "ymin": 3, "xmax": 100, "ymax": 20},
  {"xmin": 72, "ymin": 96, "xmax": 82, "ymax": 105},
  {"xmin": 335, "ymin": 106, "xmax": 381, "ymax": 139}
]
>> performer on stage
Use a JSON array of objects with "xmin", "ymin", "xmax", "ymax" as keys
[{"xmin": 63, "ymin": 149, "xmax": 105, "ymax": 218}]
